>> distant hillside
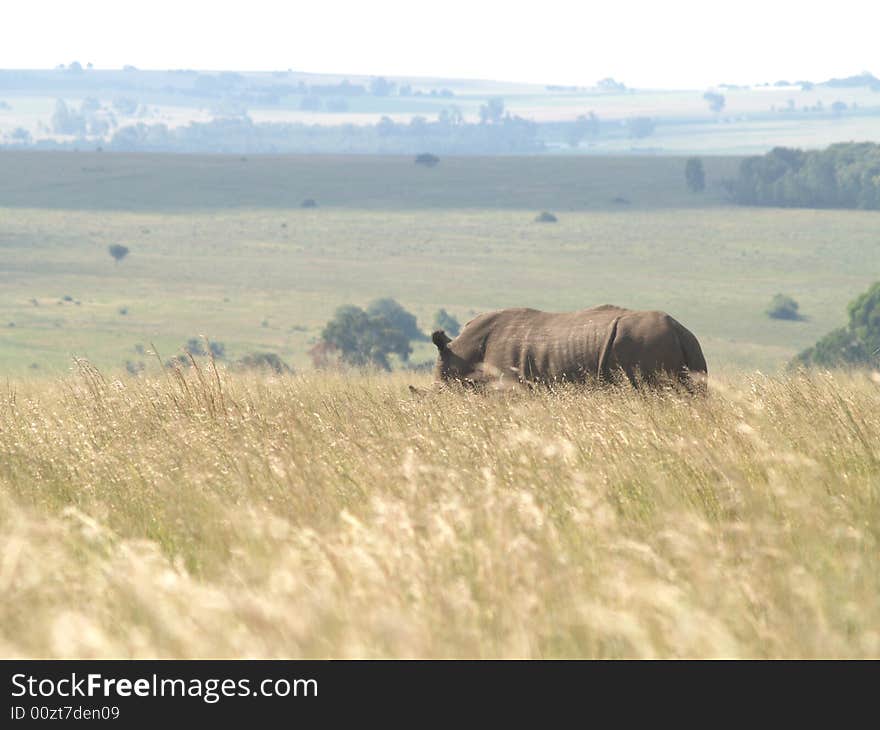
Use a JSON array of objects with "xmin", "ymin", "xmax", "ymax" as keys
[{"xmin": 1, "ymin": 67, "xmax": 879, "ymax": 155}]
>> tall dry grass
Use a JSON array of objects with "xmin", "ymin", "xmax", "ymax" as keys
[{"xmin": 1, "ymin": 361, "xmax": 878, "ymax": 658}]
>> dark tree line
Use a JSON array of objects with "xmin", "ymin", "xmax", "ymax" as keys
[
  {"xmin": 107, "ymin": 110, "xmax": 543, "ymax": 155},
  {"xmin": 728, "ymin": 143, "xmax": 880, "ymax": 210}
]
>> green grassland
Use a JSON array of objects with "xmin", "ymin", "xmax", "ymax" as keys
[{"xmin": 1, "ymin": 151, "xmax": 879, "ymax": 376}]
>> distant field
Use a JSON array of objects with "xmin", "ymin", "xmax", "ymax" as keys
[
  {"xmin": 1, "ymin": 151, "xmax": 879, "ymax": 375},
  {"xmin": 0, "ymin": 151, "xmax": 739, "ymax": 210}
]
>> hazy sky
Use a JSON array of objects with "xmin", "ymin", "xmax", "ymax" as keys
[{"xmin": 4, "ymin": 1, "xmax": 878, "ymax": 88}]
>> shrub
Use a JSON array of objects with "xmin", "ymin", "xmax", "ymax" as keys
[
  {"xmin": 185, "ymin": 338, "xmax": 206, "ymax": 357},
  {"xmin": 767, "ymin": 294, "xmax": 802, "ymax": 321},
  {"xmin": 414, "ymin": 153, "xmax": 439, "ymax": 167},
  {"xmin": 308, "ymin": 341, "xmax": 341, "ymax": 370},
  {"xmin": 108, "ymin": 244, "xmax": 129, "ymax": 263},
  {"xmin": 184, "ymin": 338, "xmax": 225, "ymax": 358},
  {"xmin": 237, "ymin": 352, "xmax": 292, "ymax": 374}
]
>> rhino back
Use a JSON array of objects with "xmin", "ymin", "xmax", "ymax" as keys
[{"xmin": 455, "ymin": 306, "xmax": 628, "ymax": 382}]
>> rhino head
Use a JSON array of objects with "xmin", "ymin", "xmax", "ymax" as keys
[{"xmin": 431, "ymin": 329, "xmax": 479, "ymax": 386}]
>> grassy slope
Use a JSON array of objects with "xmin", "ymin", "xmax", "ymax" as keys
[
  {"xmin": 1, "ymin": 368, "xmax": 878, "ymax": 657},
  {"xmin": 2, "ymin": 152, "xmax": 878, "ymax": 375}
]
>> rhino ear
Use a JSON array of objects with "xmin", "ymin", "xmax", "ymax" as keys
[{"xmin": 432, "ymin": 330, "xmax": 452, "ymax": 351}]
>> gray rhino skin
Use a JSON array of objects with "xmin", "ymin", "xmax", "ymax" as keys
[{"xmin": 431, "ymin": 305, "xmax": 707, "ymax": 391}]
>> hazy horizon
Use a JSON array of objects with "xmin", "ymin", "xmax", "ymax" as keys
[{"xmin": 3, "ymin": 1, "xmax": 878, "ymax": 89}]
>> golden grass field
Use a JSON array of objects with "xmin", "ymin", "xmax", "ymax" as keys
[{"xmin": 1, "ymin": 361, "xmax": 878, "ymax": 658}]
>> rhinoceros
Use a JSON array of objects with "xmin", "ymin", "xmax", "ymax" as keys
[{"xmin": 430, "ymin": 305, "xmax": 707, "ymax": 392}]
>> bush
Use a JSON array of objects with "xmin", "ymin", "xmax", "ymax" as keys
[
  {"xmin": 108, "ymin": 244, "xmax": 129, "ymax": 263},
  {"xmin": 535, "ymin": 211, "xmax": 557, "ymax": 223},
  {"xmin": 237, "ymin": 352, "xmax": 292, "ymax": 374},
  {"xmin": 185, "ymin": 338, "xmax": 206, "ymax": 356},
  {"xmin": 767, "ymin": 294, "xmax": 802, "ymax": 321},
  {"xmin": 414, "ymin": 153, "xmax": 439, "ymax": 167},
  {"xmin": 308, "ymin": 341, "xmax": 341, "ymax": 370},
  {"xmin": 184, "ymin": 338, "xmax": 225, "ymax": 358}
]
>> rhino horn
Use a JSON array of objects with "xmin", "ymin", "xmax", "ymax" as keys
[{"xmin": 432, "ymin": 330, "xmax": 452, "ymax": 351}]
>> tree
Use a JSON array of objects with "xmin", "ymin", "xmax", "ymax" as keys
[
  {"xmin": 479, "ymin": 98, "xmax": 505, "ymax": 124},
  {"xmin": 81, "ymin": 97, "xmax": 100, "ymax": 114},
  {"xmin": 320, "ymin": 305, "xmax": 411, "ymax": 370},
  {"xmin": 792, "ymin": 328, "xmax": 869, "ymax": 368},
  {"xmin": 370, "ymin": 77, "xmax": 395, "ymax": 96},
  {"xmin": 437, "ymin": 107, "xmax": 463, "ymax": 127},
  {"xmin": 377, "ymin": 116, "xmax": 396, "ymax": 136},
  {"xmin": 685, "ymin": 157, "xmax": 706, "ymax": 192},
  {"xmin": 566, "ymin": 112, "xmax": 599, "ymax": 148},
  {"xmin": 10, "ymin": 128, "xmax": 31, "ymax": 145},
  {"xmin": 703, "ymin": 91, "xmax": 726, "ymax": 113},
  {"xmin": 728, "ymin": 142, "xmax": 880, "ymax": 210},
  {"xmin": 113, "ymin": 97, "xmax": 138, "ymax": 115},
  {"xmin": 792, "ymin": 281, "xmax": 880, "ymax": 367},
  {"xmin": 847, "ymin": 281, "xmax": 880, "ymax": 355},
  {"xmin": 766, "ymin": 294, "xmax": 802, "ymax": 320},
  {"xmin": 597, "ymin": 78, "xmax": 626, "ymax": 92},
  {"xmin": 108, "ymin": 244, "xmax": 129, "ymax": 264},
  {"xmin": 366, "ymin": 298, "xmax": 424, "ymax": 343},
  {"xmin": 433, "ymin": 309, "xmax": 461, "ymax": 337},
  {"xmin": 626, "ymin": 117, "xmax": 656, "ymax": 139},
  {"xmin": 51, "ymin": 99, "xmax": 87, "ymax": 135}
]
